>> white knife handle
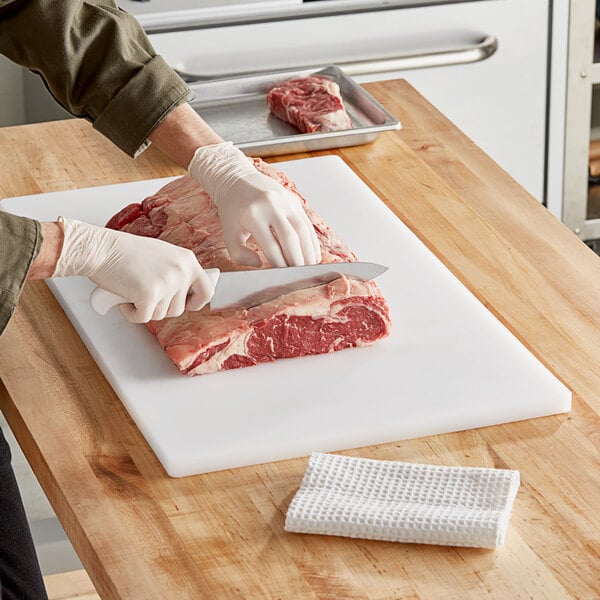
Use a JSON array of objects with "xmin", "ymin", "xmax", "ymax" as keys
[
  {"xmin": 204, "ymin": 267, "xmax": 220, "ymax": 291},
  {"xmin": 89, "ymin": 268, "xmax": 220, "ymax": 315},
  {"xmin": 89, "ymin": 288, "xmax": 127, "ymax": 315}
]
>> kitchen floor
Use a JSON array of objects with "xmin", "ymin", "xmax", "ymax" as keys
[{"xmin": 44, "ymin": 570, "xmax": 99, "ymax": 600}]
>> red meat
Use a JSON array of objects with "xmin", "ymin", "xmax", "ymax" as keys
[
  {"xmin": 106, "ymin": 159, "xmax": 391, "ymax": 376},
  {"xmin": 267, "ymin": 76, "xmax": 353, "ymax": 133}
]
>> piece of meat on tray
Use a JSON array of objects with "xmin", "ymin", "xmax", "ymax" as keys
[
  {"xmin": 106, "ymin": 159, "xmax": 391, "ymax": 376},
  {"xmin": 266, "ymin": 76, "xmax": 353, "ymax": 134}
]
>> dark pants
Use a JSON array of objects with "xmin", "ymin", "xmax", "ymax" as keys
[{"xmin": 0, "ymin": 427, "xmax": 48, "ymax": 600}]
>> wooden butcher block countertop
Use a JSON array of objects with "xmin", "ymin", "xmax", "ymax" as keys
[{"xmin": 1, "ymin": 80, "xmax": 599, "ymax": 599}]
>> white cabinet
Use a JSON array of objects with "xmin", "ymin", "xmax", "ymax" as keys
[{"xmin": 349, "ymin": 0, "xmax": 550, "ymax": 206}]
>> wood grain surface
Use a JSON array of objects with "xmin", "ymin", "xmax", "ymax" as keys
[{"xmin": 0, "ymin": 80, "xmax": 599, "ymax": 599}]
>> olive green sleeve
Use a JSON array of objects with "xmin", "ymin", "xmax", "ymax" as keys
[
  {"xmin": 0, "ymin": 212, "xmax": 42, "ymax": 335},
  {"xmin": 0, "ymin": 0, "xmax": 190, "ymax": 157}
]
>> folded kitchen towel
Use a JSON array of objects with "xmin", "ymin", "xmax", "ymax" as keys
[{"xmin": 285, "ymin": 452, "xmax": 520, "ymax": 549}]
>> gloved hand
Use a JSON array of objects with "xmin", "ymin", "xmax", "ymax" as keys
[
  {"xmin": 188, "ymin": 141, "xmax": 321, "ymax": 268},
  {"xmin": 53, "ymin": 217, "xmax": 214, "ymax": 323}
]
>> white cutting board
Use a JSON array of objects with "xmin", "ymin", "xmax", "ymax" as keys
[{"xmin": 1, "ymin": 156, "xmax": 571, "ymax": 477}]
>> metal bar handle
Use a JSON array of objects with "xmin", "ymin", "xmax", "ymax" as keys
[
  {"xmin": 342, "ymin": 34, "xmax": 497, "ymax": 76},
  {"xmin": 176, "ymin": 35, "xmax": 497, "ymax": 83}
]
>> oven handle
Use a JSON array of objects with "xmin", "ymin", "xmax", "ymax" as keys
[{"xmin": 176, "ymin": 35, "xmax": 497, "ymax": 83}]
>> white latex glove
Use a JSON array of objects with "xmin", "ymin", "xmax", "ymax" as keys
[
  {"xmin": 53, "ymin": 217, "xmax": 214, "ymax": 323},
  {"xmin": 188, "ymin": 141, "xmax": 321, "ymax": 268}
]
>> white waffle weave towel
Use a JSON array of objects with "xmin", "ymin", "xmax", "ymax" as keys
[{"xmin": 285, "ymin": 453, "xmax": 520, "ymax": 549}]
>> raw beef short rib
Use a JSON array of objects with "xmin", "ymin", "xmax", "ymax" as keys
[
  {"xmin": 266, "ymin": 76, "xmax": 353, "ymax": 133},
  {"xmin": 106, "ymin": 159, "xmax": 391, "ymax": 376}
]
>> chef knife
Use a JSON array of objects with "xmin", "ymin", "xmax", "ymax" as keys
[{"xmin": 90, "ymin": 261, "xmax": 388, "ymax": 315}]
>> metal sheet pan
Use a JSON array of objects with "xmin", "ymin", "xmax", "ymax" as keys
[{"xmin": 187, "ymin": 65, "xmax": 401, "ymax": 157}]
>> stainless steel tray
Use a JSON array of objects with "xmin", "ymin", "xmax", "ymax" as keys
[{"xmin": 187, "ymin": 65, "xmax": 401, "ymax": 157}]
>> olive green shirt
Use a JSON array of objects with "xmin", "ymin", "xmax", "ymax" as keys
[{"xmin": 0, "ymin": 0, "xmax": 190, "ymax": 335}]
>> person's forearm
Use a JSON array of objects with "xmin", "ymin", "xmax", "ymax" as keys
[
  {"xmin": 28, "ymin": 222, "xmax": 63, "ymax": 279},
  {"xmin": 149, "ymin": 103, "xmax": 224, "ymax": 168}
]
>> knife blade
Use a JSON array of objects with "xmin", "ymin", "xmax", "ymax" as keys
[{"xmin": 90, "ymin": 261, "xmax": 388, "ymax": 315}]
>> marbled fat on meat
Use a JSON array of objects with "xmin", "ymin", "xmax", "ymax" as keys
[
  {"xmin": 266, "ymin": 76, "xmax": 353, "ymax": 133},
  {"xmin": 106, "ymin": 159, "xmax": 391, "ymax": 376}
]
